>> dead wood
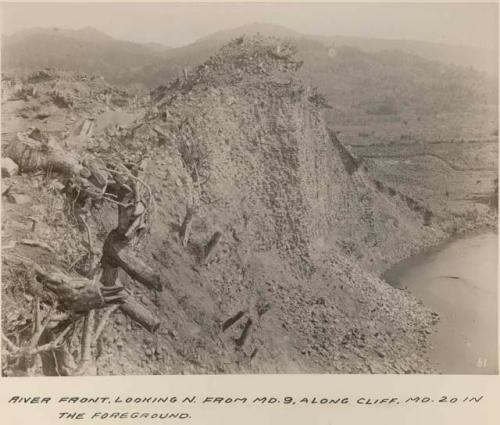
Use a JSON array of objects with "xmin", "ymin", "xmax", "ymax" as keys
[
  {"xmin": 19, "ymin": 239, "xmax": 55, "ymax": 253},
  {"xmin": 35, "ymin": 266, "xmax": 126, "ymax": 313},
  {"xmin": 93, "ymin": 305, "xmax": 119, "ymax": 344},
  {"xmin": 2, "ymin": 127, "xmax": 163, "ymax": 375},
  {"xmin": 201, "ymin": 231, "xmax": 222, "ymax": 263},
  {"xmin": 179, "ymin": 207, "xmax": 194, "ymax": 247},
  {"xmin": 120, "ymin": 296, "xmax": 160, "ymax": 333},
  {"xmin": 74, "ymin": 310, "xmax": 96, "ymax": 375},
  {"xmin": 222, "ymin": 310, "xmax": 246, "ymax": 332},
  {"xmin": 2, "ymin": 182, "xmax": 15, "ymax": 197},
  {"xmin": 235, "ymin": 318, "xmax": 253, "ymax": 348},
  {"xmin": 100, "ymin": 262, "xmax": 160, "ymax": 333},
  {"xmin": 7, "ymin": 133, "xmax": 84, "ymax": 176},
  {"xmin": 102, "ymin": 229, "xmax": 162, "ymax": 291},
  {"xmin": 1, "ymin": 302, "xmax": 74, "ymax": 375}
]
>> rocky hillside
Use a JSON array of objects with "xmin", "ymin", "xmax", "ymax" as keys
[
  {"xmin": 1, "ymin": 69, "xmax": 142, "ymax": 149},
  {"xmin": 3, "ymin": 37, "xmax": 486, "ymax": 376}
]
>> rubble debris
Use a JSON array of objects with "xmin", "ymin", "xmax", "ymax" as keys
[
  {"xmin": 7, "ymin": 194, "xmax": 31, "ymax": 205},
  {"xmin": 48, "ymin": 180, "xmax": 65, "ymax": 193},
  {"xmin": 1, "ymin": 181, "xmax": 15, "ymax": 197},
  {"xmin": 19, "ymin": 239, "xmax": 55, "ymax": 253},
  {"xmin": 1, "ymin": 302, "xmax": 72, "ymax": 376},
  {"xmin": 71, "ymin": 118, "xmax": 95, "ymax": 144},
  {"xmin": 8, "ymin": 84, "xmax": 37, "ymax": 101},
  {"xmin": 26, "ymin": 69, "xmax": 56, "ymax": 84},
  {"xmin": 2, "ymin": 241, "xmax": 16, "ymax": 250},
  {"xmin": 28, "ymin": 128, "xmax": 48, "ymax": 143},
  {"xmin": 1, "ymin": 157, "xmax": 19, "ymax": 178},
  {"xmin": 51, "ymin": 89, "xmax": 73, "ymax": 108}
]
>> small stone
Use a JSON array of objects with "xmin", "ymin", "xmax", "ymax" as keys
[{"xmin": 1, "ymin": 158, "xmax": 19, "ymax": 178}]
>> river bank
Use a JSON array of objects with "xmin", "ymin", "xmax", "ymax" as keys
[{"xmin": 384, "ymin": 230, "xmax": 498, "ymax": 374}]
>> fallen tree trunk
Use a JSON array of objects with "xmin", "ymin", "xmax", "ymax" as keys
[
  {"xmin": 102, "ymin": 229, "xmax": 162, "ymax": 292},
  {"xmin": 7, "ymin": 132, "xmax": 84, "ymax": 176},
  {"xmin": 101, "ymin": 262, "xmax": 160, "ymax": 333},
  {"xmin": 35, "ymin": 266, "xmax": 126, "ymax": 313},
  {"xmin": 121, "ymin": 297, "xmax": 160, "ymax": 333}
]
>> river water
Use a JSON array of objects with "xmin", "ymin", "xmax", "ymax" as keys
[{"xmin": 384, "ymin": 232, "xmax": 498, "ymax": 374}]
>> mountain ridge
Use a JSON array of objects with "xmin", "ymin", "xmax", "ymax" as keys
[{"xmin": 2, "ymin": 23, "xmax": 496, "ymax": 81}]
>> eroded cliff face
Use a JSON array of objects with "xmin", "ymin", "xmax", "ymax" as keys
[
  {"xmin": 2, "ymin": 37, "xmax": 443, "ymax": 375},
  {"xmin": 96, "ymin": 36, "xmax": 440, "ymax": 374}
]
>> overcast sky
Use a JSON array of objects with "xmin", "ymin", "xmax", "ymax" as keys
[{"xmin": 1, "ymin": 2, "xmax": 498, "ymax": 50}]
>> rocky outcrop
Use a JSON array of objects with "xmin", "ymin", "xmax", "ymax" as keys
[{"xmin": 105, "ymin": 36, "xmax": 442, "ymax": 373}]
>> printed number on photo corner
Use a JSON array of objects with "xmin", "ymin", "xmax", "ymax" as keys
[{"xmin": 476, "ymin": 358, "xmax": 488, "ymax": 368}]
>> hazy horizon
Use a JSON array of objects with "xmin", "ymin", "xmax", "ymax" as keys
[{"xmin": 1, "ymin": 2, "xmax": 498, "ymax": 50}]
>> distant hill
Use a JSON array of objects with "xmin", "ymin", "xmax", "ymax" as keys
[
  {"xmin": 1, "ymin": 27, "xmax": 164, "ymax": 84},
  {"xmin": 126, "ymin": 23, "xmax": 497, "ymax": 124},
  {"xmin": 293, "ymin": 39, "xmax": 497, "ymax": 123},
  {"xmin": 176, "ymin": 23, "xmax": 498, "ymax": 76},
  {"xmin": 325, "ymin": 34, "xmax": 497, "ymax": 77},
  {"xmin": 2, "ymin": 24, "xmax": 497, "ymax": 123},
  {"xmin": 3, "ymin": 23, "xmax": 496, "ymax": 82}
]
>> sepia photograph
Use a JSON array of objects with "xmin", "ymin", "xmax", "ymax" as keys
[{"xmin": 0, "ymin": 1, "xmax": 498, "ymax": 378}]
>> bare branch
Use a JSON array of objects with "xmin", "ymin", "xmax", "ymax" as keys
[
  {"xmin": 30, "ymin": 301, "xmax": 57, "ymax": 349},
  {"xmin": 93, "ymin": 305, "xmax": 119, "ymax": 345}
]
